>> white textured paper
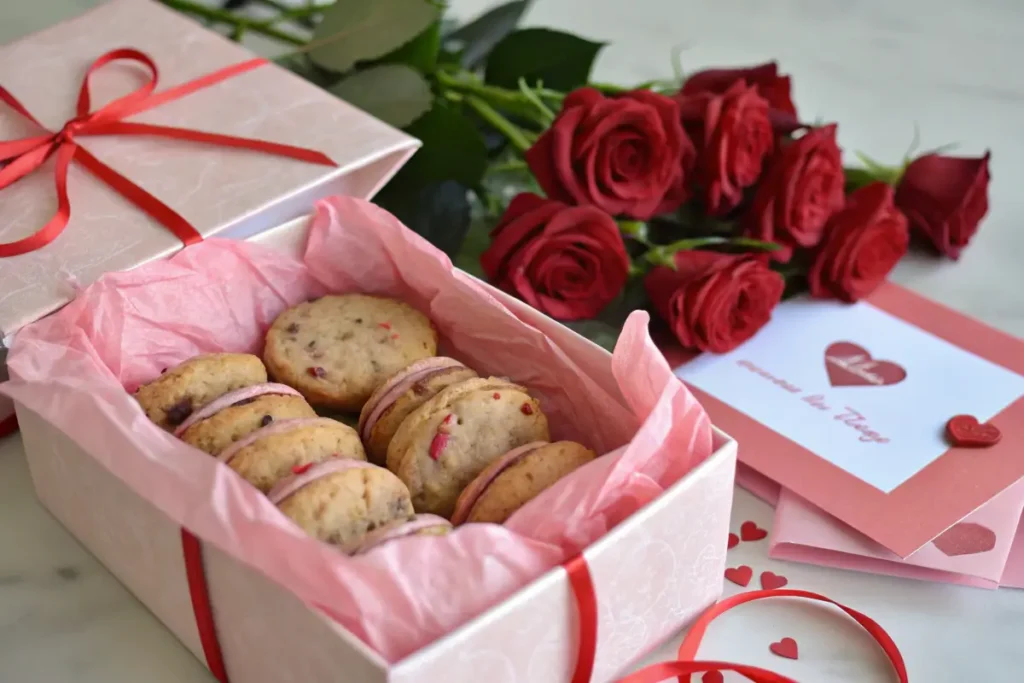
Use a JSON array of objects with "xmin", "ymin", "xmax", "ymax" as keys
[{"xmin": 677, "ymin": 299, "xmax": 1024, "ymax": 492}]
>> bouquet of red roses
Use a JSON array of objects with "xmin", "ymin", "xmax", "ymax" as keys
[
  {"xmin": 172, "ymin": 0, "xmax": 993, "ymax": 354},
  {"xmin": 474, "ymin": 65, "xmax": 991, "ymax": 353}
]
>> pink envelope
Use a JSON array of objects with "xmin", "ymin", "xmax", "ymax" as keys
[{"xmin": 674, "ymin": 283, "xmax": 1024, "ymax": 558}]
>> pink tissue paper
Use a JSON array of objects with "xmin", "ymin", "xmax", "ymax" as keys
[{"xmin": 2, "ymin": 196, "xmax": 715, "ymax": 661}]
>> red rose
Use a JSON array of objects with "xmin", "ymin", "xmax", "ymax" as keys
[
  {"xmin": 678, "ymin": 61, "xmax": 800, "ymax": 133},
  {"xmin": 525, "ymin": 88, "xmax": 696, "ymax": 220},
  {"xmin": 894, "ymin": 152, "xmax": 991, "ymax": 260},
  {"xmin": 809, "ymin": 182, "xmax": 909, "ymax": 302},
  {"xmin": 644, "ymin": 250, "xmax": 785, "ymax": 353},
  {"xmin": 744, "ymin": 124, "xmax": 845, "ymax": 261},
  {"xmin": 675, "ymin": 82, "xmax": 774, "ymax": 215},
  {"xmin": 481, "ymin": 193, "xmax": 630, "ymax": 320}
]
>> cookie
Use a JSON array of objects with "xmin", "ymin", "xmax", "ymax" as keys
[
  {"xmin": 263, "ymin": 294, "xmax": 438, "ymax": 412},
  {"xmin": 451, "ymin": 441, "xmax": 596, "ymax": 525},
  {"xmin": 358, "ymin": 357, "xmax": 478, "ymax": 465},
  {"xmin": 177, "ymin": 384, "xmax": 316, "ymax": 455},
  {"xmin": 351, "ymin": 514, "xmax": 453, "ymax": 555},
  {"xmin": 217, "ymin": 417, "xmax": 367, "ymax": 493},
  {"xmin": 135, "ymin": 353, "xmax": 267, "ymax": 430},
  {"xmin": 269, "ymin": 459, "xmax": 415, "ymax": 552},
  {"xmin": 386, "ymin": 377, "xmax": 550, "ymax": 518}
]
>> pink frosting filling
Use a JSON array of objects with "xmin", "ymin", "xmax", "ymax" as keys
[
  {"xmin": 353, "ymin": 514, "xmax": 453, "ymax": 555},
  {"xmin": 450, "ymin": 441, "xmax": 548, "ymax": 525},
  {"xmin": 267, "ymin": 458, "xmax": 376, "ymax": 505},
  {"xmin": 173, "ymin": 383, "xmax": 302, "ymax": 437},
  {"xmin": 216, "ymin": 417, "xmax": 339, "ymax": 465},
  {"xmin": 358, "ymin": 357, "xmax": 465, "ymax": 442}
]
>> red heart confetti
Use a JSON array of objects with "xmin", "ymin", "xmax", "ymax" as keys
[
  {"xmin": 520, "ymin": 402, "xmax": 534, "ymax": 415},
  {"xmin": 932, "ymin": 522, "xmax": 997, "ymax": 556},
  {"xmin": 291, "ymin": 462, "xmax": 313, "ymax": 475},
  {"xmin": 824, "ymin": 342, "xmax": 906, "ymax": 387},
  {"xmin": 724, "ymin": 565, "xmax": 752, "ymax": 587},
  {"xmin": 769, "ymin": 637, "xmax": 799, "ymax": 660},
  {"xmin": 946, "ymin": 414, "xmax": 1001, "ymax": 448},
  {"xmin": 429, "ymin": 432, "xmax": 449, "ymax": 461},
  {"xmin": 701, "ymin": 672, "xmax": 724, "ymax": 683},
  {"xmin": 740, "ymin": 521, "xmax": 768, "ymax": 542},
  {"xmin": 760, "ymin": 571, "xmax": 788, "ymax": 590},
  {"xmin": 378, "ymin": 322, "xmax": 392, "ymax": 330},
  {"xmin": 727, "ymin": 533, "xmax": 739, "ymax": 550}
]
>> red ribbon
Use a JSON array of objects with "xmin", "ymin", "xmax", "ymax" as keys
[
  {"xmin": 0, "ymin": 48, "xmax": 336, "ymax": 258},
  {"xmin": 564, "ymin": 555, "xmax": 909, "ymax": 683},
  {"xmin": 182, "ymin": 528, "xmax": 230, "ymax": 683},
  {"xmin": 0, "ymin": 413, "xmax": 17, "ymax": 439}
]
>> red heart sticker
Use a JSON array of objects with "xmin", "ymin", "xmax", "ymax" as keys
[
  {"xmin": 727, "ymin": 533, "xmax": 739, "ymax": 550},
  {"xmin": 701, "ymin": 672, "xmax": 724, "ymax": 683},
  {"xmin": 760, "ymin": 571, "xmax": 789, "ymax": 590},
  {"xmin": 946, "ymin": 414, "xmax": 1001, "ymax": 448},
  {"xmin": 724, "ymin": 565, "xmax": 752, "ymax": 587},
  {"xmin": 932, "ymin": 522, "xmax": 997, "ymax": 556},
  {"xmin": 740, "ymin": 521, "xmax": 768, "ymax": 542},
  {"xmin": 769, "ymin": 637, "xmax": 799, "ymax": 660},
  {"xmin": 825, "ymin": 342, "xmax": 906, "ymax": 387}
]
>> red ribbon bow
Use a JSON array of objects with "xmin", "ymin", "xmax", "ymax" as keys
[{"xmin": 0, "ymin": 48, "xmax": 336, "ymax": 258}]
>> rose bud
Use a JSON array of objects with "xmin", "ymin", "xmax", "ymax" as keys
[
  {"xmin": 809, "ymin": 182, "xmax": 909, "ymax": 303},
  {"xmin": 481, "ymin": 193, "xmax": 630, "ymax": 321},
  {"xmin": 676, "ymin": 82, "xmax": 774, "ymax": 215},
  {"xmin": 677, "ymin": 61, "xmax": 800, "ymax": 133},
  {"xmin": 894, "ymin": 151, "xmax": 991, "ymax": 260},
  {"xmin": 525, "ymin": 88, "xmax": 696, "ymax": 220},
  {"xmin": 645, "ymin": 250, "xmax": 785, "ymax": 353},
  {"xmin": 744, "ymin": 124, "xmax": 845, "ymax": 262}
]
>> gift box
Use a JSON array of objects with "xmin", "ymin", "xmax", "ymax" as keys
[
  {"xmin": 0, "ymin": 0, "xmax": 418, "ymax": 345},
  {"xmin": 1, "ymin": 4, "xmax": 738, "ymax": 680},
  {"xmin": 4, "ymin": 198, "xmax": 738, "ymax": 682}
]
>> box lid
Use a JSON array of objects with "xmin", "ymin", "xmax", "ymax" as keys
[{"xmin": 0, "ymin": 0, "xmax": 419, "ymax": 342}]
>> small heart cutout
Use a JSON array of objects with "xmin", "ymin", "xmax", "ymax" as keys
[
  {"xmin": 727, "ymin": 533, "xmax": 739, "ymax": 550},
  {"xmin": 769, "ymin": 637, "xmax": 799, "ymax": 660},
  {"xmin": 760, "ymin": 571, "xmax": 789, "ymax": 590},
  {"xmin": 946, "ymin": 415, "xmax": 1001, "ymax": 448},
  {"xmin": 702, "ymin": 672, "xmax": 725, "ymax": 683},
  {"xmin": 740, "ymin": 521, "xmax": 768, "ymax": 542},
  {"xmin": 724, "ymin": 565, "xmax": 752, "ymax": 587}
]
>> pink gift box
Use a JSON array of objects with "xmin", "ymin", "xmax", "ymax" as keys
[
  {"xmin": 0, "ymin": 0, "xmax": 417, "ymax": 344},
  {"xmin": 5, "ymin": 204, "xmax": 738, "ymax": 682}
]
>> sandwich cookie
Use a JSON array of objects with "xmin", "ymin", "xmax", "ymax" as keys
[
  {"xmin": 217, "ymin": 417, "xmax": 367, "ymax": 493},
  {"xmin": 351, "ymin": 514, "xmax": 453, "ymax": 555},
  {"xmin": 264, "ymin": 294, "xmax": 438, "ymax": 413},
  {"xmin": 386, "ymin": 377, "xmax": 550, "ymax": 518},
  {"xmin": 135, "ymin": 353, "xmax": 267, "ymax": 431},
  {"xmin": 176, "ymin": 383, "xmax": 316, "ymax": 455},
  {"xmin": 269, "ymin": 459, "xmax": 415, "ymax": 553},
  {"xmin": 358, "ymin": 357, "xmax": 478, "ymax": 465},
  {"xmin": 451, "ymin": 441, "xmax": 596, "ymax": 525}
]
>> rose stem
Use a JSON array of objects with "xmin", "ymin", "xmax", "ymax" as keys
[
  {"xmin": 464, "ymin": 96, "xmax": 534, "ymax": 153},
  {"xmin": 159, "ymin": 0, "xmax": 307, "ymax": 45}
]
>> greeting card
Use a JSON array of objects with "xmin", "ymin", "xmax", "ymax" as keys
[{"xmin": 676, "ymin": 283, "xmax": 1024, "ymax": 558}]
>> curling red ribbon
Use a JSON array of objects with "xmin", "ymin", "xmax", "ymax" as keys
[
  {"xmin": 181, "ymin": 528, "xmax": 230, "ymax": 683},
  {"xmin": 0, "ymin": 413, "xmax": 17, "ymax": 439},
  {"xmin": 563, "ymin": 555, "xmax": 909, "ymax": 683},
  {"xmin": 0, "ymin": 48, "xmax": 336, "ymax": 258}
]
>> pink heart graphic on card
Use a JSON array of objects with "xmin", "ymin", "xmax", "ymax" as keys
[
  {"xmin": 932, "ymin": 522, "xmax": 997, "ymax": 556},
  {"xmin": 824, "ymin": 342, "xmax": 907, "ymax": 387}
]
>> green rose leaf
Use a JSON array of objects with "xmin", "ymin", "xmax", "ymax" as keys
[
  {"xmin": 446, "ymin": 0, "xmax": 533, "ymax": 69},
  {"xmin": 374, "ymin": 20, "xmax": 443, "ymax": 73},
  {"xmin": 484, "ymin": 28, "xmax": 605, "ymax": 91},
  {"xmin": 310, "ymin": 0, "xmax": 441, "ymax": 74},
  {"xmin": 330, "ymin": 65, "xmax": 433, "ymax": 129},
  {"xmin": 400, "ymin": 104, "xmax": 490, "ymax": 189},
  {"xmin": 375, "ymin": 180, "xmax": 473, "ymax": 259}
]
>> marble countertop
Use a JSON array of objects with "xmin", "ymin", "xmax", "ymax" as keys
[{"xmin": 3, "ymin": 0, "xmax": 1024, "ymax": 681}]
